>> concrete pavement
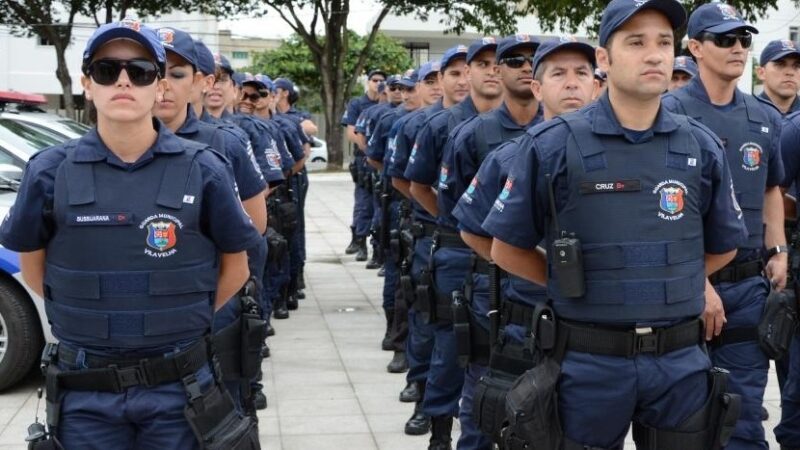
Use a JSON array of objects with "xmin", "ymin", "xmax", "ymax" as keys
[{"xmin": 0, "ymin": 172, "xmax": 784, "ymax": 449}]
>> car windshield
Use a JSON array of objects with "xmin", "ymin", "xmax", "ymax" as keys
[
  {"xmin": 57, "ymin": 119, "xmax": 91, "ymax": 135},
  {"xmin": 0, "ymin": 118, "xmax": 61, "ymax": 155}
]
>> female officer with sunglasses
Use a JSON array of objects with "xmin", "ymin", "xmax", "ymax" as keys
[
  {"xmin": 663, "ymin": 4, "xmax": 786, "ymax": 450},
  {"xmin": 0, "ymin": 19, "xmax": 262, "ymax": 449}
]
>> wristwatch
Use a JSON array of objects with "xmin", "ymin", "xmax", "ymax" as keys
[{"xmin": 767, "ymin": 245, "xmax": 789, "ymax": 258}]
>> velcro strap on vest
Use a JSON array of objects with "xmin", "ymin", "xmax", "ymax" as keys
[
  {"xmin": 500, "ymin": 301, "xmax": 536, "ymax": 328},
  {"xmin": 583, "ymin": 272, "xmax": 705, "ymax": 305},
  {"xmin": 708, "ymin": 326, "xmax": 759, "ymax": 348},
  {"xmin": 708, "ymin": 259, "xmax": 763, "ymax": 285},
  {"xmin": 583, "ymin": 239, "xmax": 703, "ymax": 271},
  {"xmin": 435, "ymin": 228, "xmax": 469, "ymax": 249},
  {"xmin": 45, "ymin": 264, "xmax": 218, "ymax": 298},
  {"xmin": 55, "ymin": 338, "xmax": 209, "ymax": 393},
  {"xmin": 559, "ymin": 318, "xmax": 703, "ymax": 358}
]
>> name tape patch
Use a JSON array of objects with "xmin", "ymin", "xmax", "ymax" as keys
[{"xmin": 579, "ymin": 180, "xmax": 641, "ymax": 195}]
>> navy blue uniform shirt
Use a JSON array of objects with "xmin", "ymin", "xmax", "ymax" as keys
[
  {"xmin": 342, "ymin": 94, "xmax": 379, "ymax": 127},
  {"xmin": 367, "ymin": 106, "xmax": 412, "ymax": 176},
  {"xmin": 759, "ymin": 91, "xmax": 800, "ymax": 116},
  {"xmin": 482, "ymin": 93, "xmax": 747, "ymax": 254},
  {"xmin": 0, "ymin": 121, "xmax": 261, "ymax": 253},
  {"xmin": 779, "ymin": 110, "xmax": 800, "ymax": 192},
  {"xmin": 176, "ymin": 107, "xmax": 269, "ymax": 198}
]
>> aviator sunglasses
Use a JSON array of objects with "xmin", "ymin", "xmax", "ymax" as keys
[
  {"xmin": 86, "ymin": 59, "xmax": 160, "ymax": 86},
  {"xmin": 242, "ymin": 91, "xmax": 269, "ymax": 102},
  {"xmin": 698, "ymin": 31, "xmax": 752, "ymax": 49},
  {"xmin": 499, "ymin": 55, "xmax": 534, "ymax": 69}
]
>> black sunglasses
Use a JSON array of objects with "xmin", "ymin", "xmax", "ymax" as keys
[
  {"xmin": 499, "ymin": 55, "xmax": 534, "ymax": 69},
  {"xmin": 388, "ymin": 85, "xmax": 401, "ymax": 92},
  {"xmin": 241, "ymin": 91, "xmax": 268, "ymax": 102},
  {"xmin": 87, "ymin": 59, "xmax": 160, "ymax": 86},
  {"xmin": 698, "ymin": 31, "xmax": 752, "ymax": 49}
]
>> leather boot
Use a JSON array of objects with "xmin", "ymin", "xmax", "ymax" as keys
[
  {"xmin": 382, "ymin": 310, "xmax": 394, "ymax": 351},
  {"xmin": 296, "ymin": 289, "xmax": 306, "ymax": 299},
  {"xmin": 405, "ymin": 401, "xmax": 431, "ymax": 436},
  {"xmin": 254, "ymin": 390, "xmax": 268, "ymax": 410},
  {"xmin": 345, "ymin": 226, "xmax": 359, "ymax": 254},
  {"xmin": 387, "ymin": 351, "xmax": 408, "ymax": 373},
  {"xmin": 399, "ymin": 381, "xmax": 422, "ymax": 403},
  {"xmin": 428, "ymin": 416, "xmax": 453, "ymax": 450},
  {"xmin": 273, "ymin": 295, "xmax": 289, "ymax": 319},
  {"xmin": 378, "ymin": 266, "xmax": 385, "ymax": 277},
  {"xmin": 366, "ymin": 247, "xmax": 383, "ymax": 269},
  {"xmin": 286, "ymin": 294, "xmax": 299, "ymax": 310},
  {"xmin": 266, "ymin": 324, "xmax": 275, "ymax": 337},
  {"xmin": 355, "ymin": 236, "xmax": 368, "ymax": 261},
  {"xmin": 261, "ymin": 343, "xmax": 270, "ymax": 358}
]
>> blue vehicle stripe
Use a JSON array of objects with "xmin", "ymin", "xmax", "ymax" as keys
[{"xmin": 0, "ymin": 247, "xmax": 21, "ymax": 274}]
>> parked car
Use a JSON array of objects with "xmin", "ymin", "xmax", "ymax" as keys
[
  {"xmin": 0, "ymin": 118, "xmax": 63, "ymax": 172},
  {"xmin": 310, "ymin": 136, "xmax": 328, "ymax": 163},
  {"xmin": 0, "ymin": 110, "xmax": 89, "ymax": 140}
]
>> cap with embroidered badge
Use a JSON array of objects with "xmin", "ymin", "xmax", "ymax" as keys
[
  {"xmin": 397, "ymin": 68, "xmax": 419, "ymax": 88},
  {"xmin": 214, "ymin": 52, "xmax": 233, "ymax": 74},
  {"xmin": 673, "ymin": 55, "xmax": 698, "ymax": 77},
  {"xmin": 83, "ymin": 17, "xmax": 166, "ymax": 74},
  {"xmin": 156, "ymin": 27, "xmax": 197, "ymax": 69},
  {"xmin": 440, "ymin": 45, "xmax": 469, "ymax": 71},
  {"xmin": 418, "ymin": 61, "xmax": 441, "ymax": 81},
  {"xmin": 467, "ymin": 37, "xmax": 498, "ymax": 64},
  {"xmin": 242, "ymin": 72, "xmax": 268, "ymax": 90},
  {"xmin": 687, "ymin": 2, "xmax": 758, "ymax": 38},
  {"xmin": 759, "ymin": 39, "xmax": 800, "ymax": 66},
  {"xmin": 532, "ymin": 35, "xmax": 596, "ymax": 74},
  {"xmin": 496, "ymin": 34, "xmax": 540, "ymax": 62},
  {"xmin": 598, "ymin": 0, "xmax": 687, "ymax": 47},
  {"xmin": 193, "ymin": 40, "xmax": 215, "ymax": 76}
]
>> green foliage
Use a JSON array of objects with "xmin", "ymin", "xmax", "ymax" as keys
[{"xmin": 246, "ymin": 31, "xmax": 411, "ymax": 113}]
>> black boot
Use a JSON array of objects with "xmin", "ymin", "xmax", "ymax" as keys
[
  {"xmin": 428, "ymin": 416, "xmax": 453, "ymax": 450},
  {"xmin": 266, "ymin": 324, "xmax": 275, "ymax": 337},
  {"xmin": 345, "ymin": 226, "xmax": 359, "ymax": 254},
  {"xmin": 378, "ymin": 266, "xmax": 385, "ymax": 277},
  {"xmin": 399, "ymin": 381, "xmax": 422, "ymax": 403},
  {"xmin": 286, "ymin": 278, "xmax": 299, "ymax": 310},
  {"xmin": 286, "ymin": 294, "xmax": 299, "ymax": 310},
  {"xmin": 261, "ymin": 343, "xmax": 270, "ymax": 358},
  {"xmin": 366, "ymin": 246, "xmax": 383, "ymax": 269},
  {"xmin": 355, "ymin": 236, "xmax": 368, "ymax": 262},
  {"xmin": 387, "ymin": 351, "xmax": 408, "ymax": 373},
  {"xmin": 382, "ymin": 310, "xmax": 394, "ymax": 351},
  {"xmin": 405, "ymin": 401, "xmax": 431, "ymax": 436},
  {"xmin": 296, "ymin": 289, "xmax": 306, "ymax": 299},
  {"xmin": 273, "ymin": 295, "xmax": 289, "ymax": 320},
  {"xmin": 254, "ymin": 390, "xmax": 268, "ymax": 410}
]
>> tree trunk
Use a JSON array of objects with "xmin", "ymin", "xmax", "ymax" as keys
[{"xmin": 53, "ymin": 37, "xmax": 75, "ymax": 118}]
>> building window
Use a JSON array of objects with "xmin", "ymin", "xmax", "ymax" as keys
[
  {"xmin": 232, "ymin": 51, "xmax": 249, "ymax": 60},
  {"xmin": 404, "ymin": 42, "xmax": 430, "ymax": 67},
  {"xmin": 791, "ymin": 26, "xmax": 800, "ymax": 43}
]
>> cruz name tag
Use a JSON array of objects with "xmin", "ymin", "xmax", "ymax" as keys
[{"xmin": 579, "ymin": 180, "xmax": 641, "ymax": 194}]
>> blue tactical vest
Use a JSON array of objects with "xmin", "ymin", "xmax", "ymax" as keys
[
  {"xmin": 670, "ymin": 90, "xmax": 771, "ymax": 251},
  {"xmin": 44, "ymin": 140, "xmax": 218, "ymax": 349},
  {"xmin": 474, "ymin": 112, "xmax": 527, "ymax": 167},
  {"xmin": 551, "ymin": 112, "xmax": 706, "ymax": 323}
]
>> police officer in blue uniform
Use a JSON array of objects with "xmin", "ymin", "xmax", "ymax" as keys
[
  {"xmin": 1, "ymin": 20, "xmax": 262, "ymax": 449},
  {"xmin": 757, "ymin": 39, "xmax": 800, "ymax": 116},
  {"xmin": 663, "ymin": 5, "xmax": 786, "ymax": 448},
  {"xmin": 483, "ymin": 0, "xmax": 749, "ymax": 447},
  {"xmin": 405, "ymin": 41, "xmax": 506, "ymax": 450},
  {"xmin": 368, "ymin": 71, "xmax": 421, "ymax": 360},
  {"xmin": 777, "ymin": 108, "xmax": 800, "ymax": 450},
  {"xmin": 343, "ymin": 69, "xmax": 387, "ymax": 260},
  {"xmin": 669, "ymin": 55, "xmax": 698, "ymax": 91},
  {"xmin": 387, "ymin": 60, "xmax": 444, "ymax": 436},
  {"xmin": 446, "ymin": 35, "xmax": 595, "ymax": 449}
]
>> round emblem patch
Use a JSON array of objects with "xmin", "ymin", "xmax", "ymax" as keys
[
  {"xmin": 140, "ymin": 214, "xmax": 183, "ymax": 258},
  {"xmin": 739, "ymin": 142, "xmax": 762, "ymax": 171},
  {"xmin": 653, "ymin": 180, "xmax": 687, "ymax": 221}
]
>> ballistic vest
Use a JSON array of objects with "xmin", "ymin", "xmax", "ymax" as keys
[
  {"xmin": 549, "ymin": 111, "xmax": 706, "ymax": 323},
  {"xmin": 44, "ymin": 136, "xmax": 218, "ymax": 349},
  {"xmin": 670, "ymin": 89, "xmax": 772, "ymax": 251}
]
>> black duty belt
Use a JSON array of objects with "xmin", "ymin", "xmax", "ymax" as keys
[
  {"xmin": 435, "ymin": 228, "xmax": 469, "ymax": 249},
  {"xmin": 709, "ymin": 259, "xmax": 763, "ymax": 285},
  {"xmin": 411, "ymin": 221, "xmax": 438, "ymax": 238},
  {"xmin": 559, "ymin": 319, "xmax": 703, "ymax": 358},
  {"xmin": 500, "ymin": 301, "xmax": 537, "ymax": 328},
  {"xmin": 55, "ymin": 338, "xmax": 209, "ymax": 393},
  {"xmin": 709, "ymin": 326, "xmax": 758, "ymax": 348},
  {"xmin": 473, "ymin": 256, "xmax": 492, "ymax": 275}
]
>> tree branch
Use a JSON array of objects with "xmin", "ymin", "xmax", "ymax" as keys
[{"xmin": 346, "ymin": 6, "xmax": 390, "ymax": 94}]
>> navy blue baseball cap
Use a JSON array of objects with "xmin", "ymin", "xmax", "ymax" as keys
[
  {"xmin": 256, "ymin": 74, "xmax": 274, "ymax": 91},
  {"xmin": 532, "ymin": 35, "xmax": 596, "ymax": 75},
  {"xmin": 467, "ymin": 37, "xmax": 498, "ymax": 64},
  {"xmin": 441, "ymin": 45, "xmax": 469, "ymax": 71},
  {"xmin": 397, "ymin": 68, "xmax": 419, "ymax": 88},
  {"xmin": 273, "ymin": 78, "xmax": 295, "ymax": 92},
  {"xmin": 232, "ymin": 72, "xmax": 245, "ymax": 87},
  {"xmin": 214, "ymin": 52, "xmax": 233, "ymax": 74},
  {"xmin": 673, "ymin": 55, "xmax": 698, "ymax": 77},
  {"xmin": 496, "ymin": 34, "xmax": 540, "ymax": 62},
  {"xmin": 599, "ymin": 0, "xmax": 687, "ymax": 47},
  {"xmin": 368, "ymin": 69, "xmax": 387, "ymax": 79},
  {"xmin": 387, "ymin": 75, "xmax": 401, "ymax": 86},
  {"xmin": 760, "ymin": 39, "xmax": 800, "ymax": 66},
  {"xmin": 193, "ymin": 40, "xmax": 215, "ymax": 76},
  {"xmin": 242, "ymin": 72, "xmax": 268, "ymax": 90},
  {"xmin": 687, "ymin": 2, "xmax": 758, "ymax": 39},
  {"xmin": 156, "ymin": 27, "xmax": 197, "ymax": 68},
  {"xmin": 418, "ymin": 61, "xmax": 441, "ymax": 81},
  {"xmin": 83, "ymin": 17, "xmax": 166, "ymax": 73}
]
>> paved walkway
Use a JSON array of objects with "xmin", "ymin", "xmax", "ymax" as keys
[{"xmin": 0, "ymin": 172, "xmax": 784, "ymax": 449}]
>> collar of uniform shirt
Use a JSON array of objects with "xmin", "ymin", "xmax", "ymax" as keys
[
  {"xmin": 177, "ymin": 105, "xmax": 201, "ymax": 135},
  {"xmin": 589, "ymin": 91, "xmax": 679, "ymax": 137},
  {"xmin": 74, "ymin": 119, "xmax": 184, "ymax": 163},
  {"xmin": 685, "ymin": 75, "xmax": 744, "ymax": 109}
]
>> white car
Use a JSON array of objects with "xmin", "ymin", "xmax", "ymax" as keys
[
  {"xmin": 309, "ymin": 136, "xmax": 328, "ymax": 163},
  {"xmin": 0, "ymin": 110, "xmax": 90, "ymax": 140}
]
